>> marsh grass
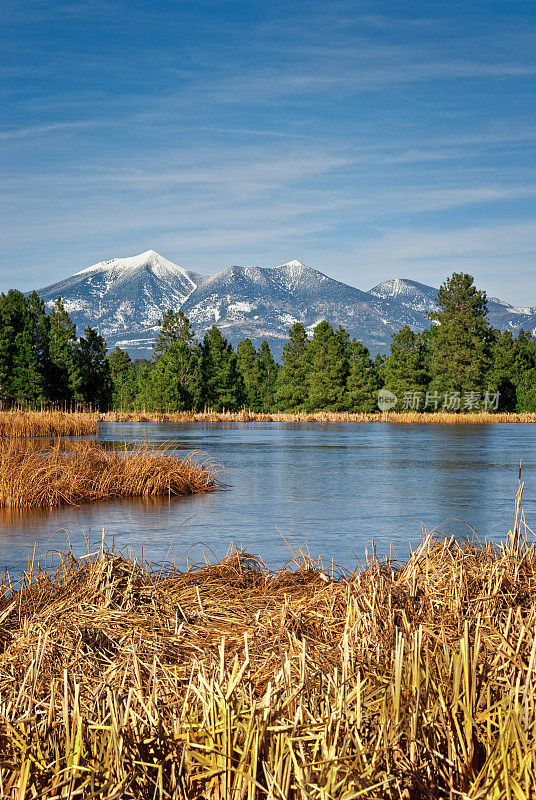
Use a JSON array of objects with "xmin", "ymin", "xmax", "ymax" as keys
[
  {"xmin": 0, "ymin": 409, "xmax": 535, "ymax": 436},
  {"xmin": 0, "ymin": 409, "xmax": 99, "ymax": 437},
  {"xmin": 103, "ymin": 408, "xmax": 536, "ymax": 424},
  {"xmin": 0, "ymin": 439, "xmax": 219, "ymax": 510},
  {"xmin": 1, "ymin": 487, "xmax": 535, "ymax": 798}
]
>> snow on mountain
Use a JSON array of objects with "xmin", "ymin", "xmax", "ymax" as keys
[
  {"xmin": 37, "ymin": 250, "xmax": 201, "ymax": 352},
  {"xmin": 370, "ymin": 278, "xmax": 439, "ymax": 313},
  {"xmin": 180, "ymin": 260, "xmax": 427, "ymax": 357},
  {"xmin": 370, "ymin": 277, "xmax": 536, "ymax": 337},
  {"xmin": 36, "ymin": 253, "xmax": 536, "ymax": 360}
]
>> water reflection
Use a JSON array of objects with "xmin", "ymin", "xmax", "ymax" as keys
[{"xmin": 0, "ymin": 422, "xmax": 534, "ymax": 576}]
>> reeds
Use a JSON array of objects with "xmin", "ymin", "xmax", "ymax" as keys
[
  {"xmin": 0, "ymin": 409, "xmax": 99, "ymax": 437},
  {"xmin": 1, "ymin": 489, "xmax": 535, "ymax": 798},
  {"xmin": 1, "ymin": 408, "xmax": 535, "ymax": 436},
  {"xmin": 0, "ymin": 439, "xmax": 219, "ymax": 509},
  {"xmin": 102, "ymin": 408, "xmax": 536, "ymax": 424}
]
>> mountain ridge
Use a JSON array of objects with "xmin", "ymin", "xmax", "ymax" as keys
[{"xmin": 36, "ymin": 251, "xmax": 536, "ymax": 360}]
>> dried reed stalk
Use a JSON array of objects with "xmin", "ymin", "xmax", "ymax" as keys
[
  {"xmin": 0, "ymin": 409, "xmax": 98, "ymax": 437},
  {"xmin": 1, "ymin": 491, "xmax": 535, "ymax": 798},
  {"xmin": 0, "ymin": 439, "xmax": 219, "ymax": 509},
  {"xmin": 1, "ymin": 409, "xmax": 535, "ymax": 438},
  {"xmin": 102, "ymin": 408, "xmax": 536, "ymax": 424}
]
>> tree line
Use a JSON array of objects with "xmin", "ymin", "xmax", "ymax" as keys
[
  {"xmin": 0, "ymin": 291, "xmax": 111, "ymax": 409},
  {"xmin": 1, "ymin": 273, "xmax": 535, "ymax": 412}
]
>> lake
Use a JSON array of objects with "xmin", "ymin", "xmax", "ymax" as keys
[{"xmin": 1, "ymin": 422, "xmax": 535, "ymax": 576}]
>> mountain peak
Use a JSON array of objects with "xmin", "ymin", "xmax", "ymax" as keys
[
  {"xmin": 278, "ymin": 259, "xmax": 308, "ymax": 270},
  {"xmin": 74, "ymin": 250, "xmax": 195, "ymax": 283},
  {"xmin": 370, "ymin": 277, "xmax": 439, "ymax": 313},
  {"xmin": 372, "ymin": 277, "xmax": 429, "ymax": 292},
  {"xmin": 135, "ymin": 249, "xmax": 161, "ymax": 264}
]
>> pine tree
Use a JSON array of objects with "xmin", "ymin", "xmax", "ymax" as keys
[
  {"xmin": 48, "ymin": 297, "xmax": 78, "ymax": 405},
  {"xmin": 133, "ymin": 363, "xmax": 153, "ymax": 410},
  {"xmin": 345, "ymin": 340, "xmax": 380, "ymax": 412},
  {"xmin": 154, "ymin": 309, "xmax": 195, "ymax": 356},
  {"xmin": 373, "ymin": 353, "xmax": 386, "ymax": 382},
  {"xmin": 76, "ymin": 327, "xmax": 113, "ymax": 409},
  {"xmin": 307, "ymin": 321, "xmax": 348, "ymax": 411},
  {"xmin": 27, "ymin": 291, "xmax": 53, "ymax": 402},
  {"xmin": 144, "ymin": 311, "xmax": 202, "ymax": 411},
  {"xmin": 201, "ymin": 326, "xmax": 242, "ymax": 411},
  {"xmin": 275, "ymin": 323, "xmax": 309, "ymax": 410},
  {"xmin": 428, "ymin": 273, "xmax": 491, "ymax": 395},
  {"xmin": 516, "ymin": 369, "xmax": 536, "ymax": 412},
  {"xmin": 141, "ymin": 355, "xmax": 181, "ymax": 412},
  {"xmin": 108, "ymin": 347, "xmax": 137, "ymax": 409},
  {"xmin": 237, "ymin": 339, "xmax": 263, "ymax": 410},
  {"xmin": 487, "ymin": 330, "xmax": 536, "ymax": 410},
  {"xmin": 144, "ymin": 342, "xmax": 202, "ymax": 412},
  {"xmin": 0, "ymin": 290, "xmax": 44, "ymax": 405},
  {"xmin": 382, "ymin": 326, "xmax": 428, "ymax": 408},
  {"xmin": 258, "ymin": 341, "xmax": 278, "ymax": 411},
  {"xmin": 335, "ymin": 325, "xmax": 351, "ymax": 360}
]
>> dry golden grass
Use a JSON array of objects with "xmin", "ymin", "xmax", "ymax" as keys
[
  {"xmin": 102, "ymin": 408, "xmax": 536, "ymax": 424},
  {"xmin": 0, "ymin": 409, "xmax": 99, "ymax": 437},
  {"xmin": 1, "ymin": 409, "xmax": 534, "ymax": 437},
  {"xmin": 1, "ymin": 487, "xmax": 535, "ymax": 798},
  {"xmin": 0, "ymin": 439, "xmax": 219, "ymax": 510}
]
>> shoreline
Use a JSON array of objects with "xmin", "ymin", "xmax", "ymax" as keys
[
  {"xmin": 1, "ymin": 408, "xmax": 535, "ymax": 435},
  {"xmin": 101, "ymin": 408, "xmax": 536, "ymax": 424}
]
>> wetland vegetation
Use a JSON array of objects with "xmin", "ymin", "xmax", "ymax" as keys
[
  {"xmin": 0, "ymin": 438, "xmax": 219, "ymax": 511},
  {"xmin": 1, "ymin": 488, "xmax": 535, "ymax": 798},
  {"xmin": 0, "ymin": 272, "xmax": 535, "ymax": 797}
]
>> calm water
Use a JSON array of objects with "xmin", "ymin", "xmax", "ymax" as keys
[{"xmin": 1, "ymin": 422, "xmax": 535, "ymax": 576}]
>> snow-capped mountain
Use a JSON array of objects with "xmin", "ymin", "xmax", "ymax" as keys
[
  {"xmin": 370, "ymin": 278, "xmax": 440, "ymax": 313},
  {"xmin": 38, "ymin": 250, "xmax": 201, "ymax": 354},
  {"xmin": 36, "ymin": 252, "xmax": 536, "ymax": 359},
  {"xmin": 180, "ymin": 260, "xmax": 427, "ymax": 356},
  {"xmin": 370, "ymin": 277, "xmax": 536, "ymax": 336}
]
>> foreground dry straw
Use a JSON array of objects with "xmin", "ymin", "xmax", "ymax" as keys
[
  {"xmin": 0, "ymin": 440, "xmax": 218, "ymax": 509},
  {"xmin": 1, "ymin": 493, "xmax": 535, "ymax": 798}
]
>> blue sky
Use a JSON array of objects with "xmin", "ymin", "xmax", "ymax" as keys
[{"xmin": 2, "ymin": 0, "xmax": 535, "ymax": 303}]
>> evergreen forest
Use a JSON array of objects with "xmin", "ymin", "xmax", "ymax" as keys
[{"xmin": 1, "ymin": 274, "xmax": 535, "ymax": 412}]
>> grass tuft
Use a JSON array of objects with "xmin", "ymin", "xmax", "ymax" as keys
[{"xmin": 0, "ymin": 439, "xmax": 220, "ymax": 510}]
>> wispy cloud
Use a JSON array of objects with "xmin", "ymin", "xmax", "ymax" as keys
[
  {"xmin": 1, "ymin": 0, "xmax": 534, "ymax": 304},
  {"xmin": 0, "ymin": 120, "xmax": 102, "ymax": 141},
  {"xmin": 347, "ymin": 222, "xmax": 536, "ymax": 301}
]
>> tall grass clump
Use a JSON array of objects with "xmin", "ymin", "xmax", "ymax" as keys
[
  {"xmin": 1, "ymin": 488, "xmax": 535, "ymax": 798},
  {"xmin": 0, "ymin": 408, "xmax": 99, "ymax": 437},
  {"xmin": 0, "ymin": 439, "xmax": 219, "ymax": 510}
]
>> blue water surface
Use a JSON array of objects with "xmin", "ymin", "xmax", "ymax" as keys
[{"xmin": 1, "ymin": 422, "xmax": 534, "ymax": 576}]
